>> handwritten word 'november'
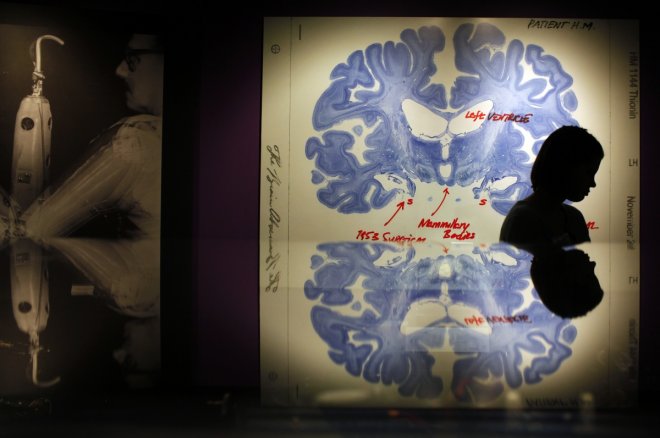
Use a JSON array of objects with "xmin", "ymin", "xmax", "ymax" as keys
[{"xmin": 465, "ymin": 110, "xmax": 532, "ymax": 123}]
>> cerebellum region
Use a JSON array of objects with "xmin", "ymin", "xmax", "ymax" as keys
[
  {"xmin": 304, "ymin": 242, "xmax": 576, "ymax": 403},
  {"xmin": 305, "ymin": 23, "xmax": 578, "ymax": 215}
]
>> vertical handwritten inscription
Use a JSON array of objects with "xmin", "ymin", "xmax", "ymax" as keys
[
  {"xmin": 626, "ymin": 195, "xmax": 636, "ymax": 250},
  {"xmin": 265, "ymin": 144, "xmax": 281, "ymax": 292},
  {"xmin": 628, "ymin": 51, "xmax": 639, "ymax": 119}
]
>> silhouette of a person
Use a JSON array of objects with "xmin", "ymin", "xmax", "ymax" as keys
[
  {"xmin": 500, "ymin": 126, "xmax": 603, "ymax": 246},
  {"xmin": 530, "ymin": 246, "xmax": 603, "ymax": 318}
]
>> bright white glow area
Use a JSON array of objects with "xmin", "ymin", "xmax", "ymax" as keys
[
  {"xmin": 510, "ymin": 280, "xmax": 535, "ymax": 315},
  {"xmin": 438, "ymin": 261, "xmax": 452, "ymax": 278},
  {"xmin": 506, "ymin": 390, "xmax": 523, "ymax": 408},
  {"xmin": 362, "ymin": 183, "xmax": 379, "ymax": 209},
  {"xmin": 518, "ymin": 333, "xmax": 552, "ymax": 375},
  {"xmin": 428, "ymin": 44, "xmax": 473, "ymax": 111},
  {"xmin": 373, "ymin": 247, "xmax": 408, "ymax": 268},
  {"xmin": 529, "ymin": 333, "xmax": 552, "ymax": 355},
  {"xmin": 579, "ymin": 392, "xmax": 596, "ymax": 409},
  {"xmin": 517, "ymin": 346, "xmax": 537, "ymax": 372},
  {"xmin": 472, "ymin": 39, "xmax": 504, "ymax": 59},
  {"xmin": 440, "ymin": 282, "xmax": 449, "ymax": 295},
  {"xmin": 439, "ymin": 163, "xmax": 452, "ymax": 179},
  {"xmin": 441, "ymin": 145, "xmax": 449, "ymax": 160},
  {"xmin": 439, "ymin": 133, "xmax": 453, "ymax": 147},
  {"xmin": 348, "ymin": 329, "xmax": 379, "ymax": 354},
  {"xmin": 332, "ymin": 275, "xmax": 378, "ymax": 317},
  {"xmin": 482, "ymin": 174, "xmax": 521, "ymax": 200},
  {"xmin": 421, "ymin": 333, "xmax": 454, "ymax": 352},
  {"xmin": 373, "ymin": 172, "xmax": 411, "ymax": 197},
  {"xmin": 512, "ymin": 122, "xmax": 540, "ymax": 165},
  {"xmin": 348, "ymin": 80, "xmax": 381, "ymax": 103},
  {"xmin": 402, "ymin": 99, "xmax": 448, "ymax": 140},
  {"xmin": 596, "ymin": 349, "xmax": 608, "ymax": 367},
  {"xmin": 440, "ymin": 133, "xmax": 452, "ymax": 159},
  {"xmin": 320, "ymin": 117, "xmax": 379, "ymax": 166},
  {"xmin": 489, "ymin": 250, "xmax": 517, "ymax": 267},
  {"xmin": 364, "ymin": 245, "xmax": 378, "ymax": 258},
  {"xmin": 351, "ymin": 121, "xmax": 379, "ymax": 166},
  {"xmin": 449, "ymin": 100, "xmax": 493, "ymax": 136},
  {"xmin": 471, "ymin": 368, "xmax": 501, "ymax": 385},
  {"xmin": 315, "ymin": 388, "xmax": 372, "ymax": 404},
  {"xmin": 519, "ymin": 60, "xmax": 553, "ymax": 99},
  {"xmin": 450, "ymin": 305, "xmax": 492, "ymax": 336},
  {"xmin": 400, "ymin": 300, "xmax": 447, "ymax": 335},
  {"xmin": 488, "ymin": 176, "xmax": 518, "ymax": 192}
]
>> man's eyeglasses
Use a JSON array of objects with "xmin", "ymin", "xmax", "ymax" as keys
[{"xmin": 124, "ymin": 49, "xmax": 163, "ymax": 72}]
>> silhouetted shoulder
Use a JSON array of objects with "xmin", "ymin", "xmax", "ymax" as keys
[
  {"xmin": 561, "ymin": 203, "xmax": 590, "ymax": 244},
  {"xmin": 500, "ymin": 200, "xmax": 590, "ymax": 246},
  {"xmin": 499, "ymin": 200, "xmax": 544, "ymax": 245}
]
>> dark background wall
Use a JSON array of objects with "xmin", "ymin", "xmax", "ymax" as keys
[{"xmin": 1, "ymin": 1, "xmax": 656, "ymax": 398}]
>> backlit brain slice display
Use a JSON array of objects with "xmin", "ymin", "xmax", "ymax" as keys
[
  {"xmin": 304, "ymin": 242, "xmax": 577, "ymax": 402},
  {"xmin": 306, "ymin": 23, "xmax": 578, "ymax": 215}
]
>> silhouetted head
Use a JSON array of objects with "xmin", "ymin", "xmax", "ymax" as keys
[
  {"xmin": 530, "ymin": 247, "xmax": 603, "ymax": 318},
  {"xmin": 531, "ymin": 126, "xmax": 604, "ymax": 202}
]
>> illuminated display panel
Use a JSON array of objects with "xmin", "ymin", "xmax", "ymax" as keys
[{"xmin": 260, "ymin": 17, "xmax": 639, "ymax": 408}]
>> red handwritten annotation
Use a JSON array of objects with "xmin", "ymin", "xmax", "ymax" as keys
[
  {"xmin": 465, "ymin": 315, "xmax": 531, "ymax": 326},
  {"xmin": 355, "ymin": 230, "xmax": 426, "ymax": 244},
  {"xmin": 418, "ymin": 217, "xmax": 475, "ymax": 240},
  {"xmin": 356, "ymin": 216, "xmax": 476, "ymax": 244},
  {"xmin": 466, "ymin": 110, "xmax": 532, "ymax": 123}
]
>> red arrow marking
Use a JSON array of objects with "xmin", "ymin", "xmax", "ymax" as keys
[
  {"xmin": 431, "ymin": 188, "xmax": 450, "ymax": 216},
  {"xmin": 384, "ymin": 201, "xmax": 405, "ymax": 226}
]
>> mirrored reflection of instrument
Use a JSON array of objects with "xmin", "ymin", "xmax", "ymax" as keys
[
  {"xmin": 4, "ymin": 237, "xmax": 161, "ymax": 389},
  {"xmin": 10, "ymin": 238, "xmax": 60, "ymax": 388},
  {"xmin": 7, "ymin": 34, "xmax": 65, "ymax": 388}
]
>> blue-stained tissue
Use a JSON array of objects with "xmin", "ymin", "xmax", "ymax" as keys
[
  {"xmin": 306, "ymin": 24, "xmax": 578, "ymax": 215},
  {"xmin": 304, "ymin": 242, "xmax": 576, "ymax": 403}
]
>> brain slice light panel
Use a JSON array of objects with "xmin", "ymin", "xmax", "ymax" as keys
[
  {"xmin": 304, "ymin": 242, "xmax": 577, "ymax": 403},
  {"xmin": 305, "ymin": 23, "xmax": 579, "ymax": 215}
]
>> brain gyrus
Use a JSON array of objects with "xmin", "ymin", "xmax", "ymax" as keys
[
  {"xmin": 304, "ymin": 242, "xmax": 577, "ymax": 403},
  {"xmin": 305, "ymin": 23, "xmax": 579, "ymax": 215}
]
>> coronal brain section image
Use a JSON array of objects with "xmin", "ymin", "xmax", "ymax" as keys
[
  {"xmin": 306, "ymin": 24, "xmax": 578, "ymax": 215},
  {"xmin": 303, "ymin": 242, "xmax": 577, "ymax": 404},
  {"xmin": 261, "ymin": 16, "xmax": 638, "ymax": 410}
]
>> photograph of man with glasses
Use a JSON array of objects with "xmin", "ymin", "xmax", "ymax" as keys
[
  {"xmin": 23, "ymin": 33, "xmax": 163, "ymax": 240},
  {"xmin": 0, "ymin": 26, "xmax": 165, "ymax": 394}
]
